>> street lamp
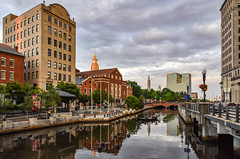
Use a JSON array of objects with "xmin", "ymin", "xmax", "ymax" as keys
[{"xmin": 202, "ymin": 68, "xmax": 207, "ymax": 102}]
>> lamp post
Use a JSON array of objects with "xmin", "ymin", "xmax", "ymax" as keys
[{"xmin": 202, "ymin": 68, "xmax": 207, "ymax": 102}]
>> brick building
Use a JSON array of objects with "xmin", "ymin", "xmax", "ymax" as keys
[
  {"xmin": 76, "ymin": 54, "xmax": 132, "ymax": 106},
  {"xmin": 0, "ymin": 43, "xmax": 24, "ymax": 85},
  {"xmin": 3, "ymin": 2, "xmax": 76, "ymax": 90}
]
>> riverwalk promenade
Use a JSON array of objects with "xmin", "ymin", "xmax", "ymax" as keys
[{"xmin": 0, "ymin": 107, "xmax": 152, "ymax": 135}]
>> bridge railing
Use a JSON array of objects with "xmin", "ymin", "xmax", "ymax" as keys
[
  {"xmin": 209, "ymin": 105, "xmax": 240, "ymax": 123},
  {"xmin": 190, "ymin": 103, "xmax": 200, "ymax": 112}
]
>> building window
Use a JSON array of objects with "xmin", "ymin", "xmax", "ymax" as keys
[
  {"xmin": 36, "ymin": 47, "xmax": 39, "ymax": 55},
  {"xmin": 17, "ymin": 33, "xmax": 19, "ymax": 40},
  {"xmin": 36, "ymin": 13, "xmax": 39, "ymax": 20},
  {"xmin": 54, "ymin": 62, "xmax": 57, "ymax": 69},
  {"xmin": 36, "ymin": 71, "xmax": 38, "ymax": 79},
  {"xmin": 69, "ymin": 45, "xmax": 71, "ymax": 52},
  {"xmin": 59, "ymin": 31, "xmax": 62, "ymax": 38},
  {"xmin": 13, "ymin": 35, "xmax": 16, "ymax": 41},
  {"xmin": 32, "ymin": 72, "xmax": 34, "ymax": 79},
  {"xmin": 54, "ymin": 28, "xmax": 57, "ymax": 36},
  {"xmin": 21, "ymin": 22, "xmax": 23, "ymax": 28},
  {"xmin": 32, "ymin": 60, "xmax": 34, "ymax": 68},
  {"xmin": 48, "ymin": 72, "xmax": 51, "ymax": 79},
  {"xmin": 68, "ymin": 75, "xmax": 71, "ymax": 82},
  {"xmin": 28, "ymin": 28, "xmax": 31, "ymax": 35},
  {"xmin": 32, "ymin": 49, "xmax": 35, "ymax": 56},
  {"xmin": 1, "ymin": 70, "xmax": 6, "ymax": 80},
  {"xmin": 48, "ymin": 49, "xmax": 51, "ymax": 56},
  {"xmin": 68, "ymin": 65, "xmax": 71, "ymax": 72},
  {"xmin": 48, "ymin": 26, "xmax": 51, "ymax": 34},
  {"xmin": 32, "ymin": 37, "xmax": 35, "ymax": 45},
  {"xmin": 32, "ymin": 26, "xmax": 35, "ymax": 34},
  {"xmin": 24, "ymin": 41, "xmax": 26, "ymax": 48},
  {"xmin": 36, "ymin": 24, "xmax": 39, "ymax": 32},
  {"xmin": 59, "ymin": 52, "xmax": 62, "ymax": 59},
  {"xmin": 68, "ymin": 55, "xmax": 71, "ymax": 62},
  {"xmin": 54, "ymin": 73, "xmax": 57, "ymax": 80},
  {"xmin": 13, "ymin": 25, "xmax": 16, "ymax": 31},
  {"xmin": 69, "ymin": 26, "xmax": 71, "ymax": 31},
  {"xmin": 28, "ymin": 50, "xmax": 30, "ymax": 57},
  {"xmin": 63, "ymin": 54, "xmax": 66, "ymax": 60},
  {"xmin": 59, "ymin": 42, "xmax": 62, "ymax": 49},
  {"xmin": 59, "ymin": 21, "xmax": 62, "ymax": 27},
  {"xmin": 1, "ymin": 58, "xmax": 6, "ymax": 66},
  {"xmin": 20, "ymin": 42, "xmax": 23, "ymax": 49},
  {"xmin": 48, "ymin": 37, "xmax": 51, "ymax": 45},
  {"xmin": 54, "ymin": 40, "xmax": 57, "ymax": 47},
  {"xmin": 24, "ymin": 20, "xmax": 26, "ymax": 26},
  {"xmin": 28, "ymin": 18, "xmax": 31, "ymax": 24},
  {"xmin": 24, "ymin": 73, "xmax": 26, "ymax": 80},
  {"xmin": 36, "ymin": 36, "xmax": 39, "ymax": 44},
  {"xmin": 17, "ymin": 24, "xmax": 19, "ymax": 29},
  {"xmin": 48, "ymin": 15, "xmax": 51, "ymax": 22},
  {"xmin": 54, "ymin": 19, "xmax": 58, "ymax": 25},
  {"xmin": 28, "ymin": 72, "xmax": 30, "ymax": 80},
  {"xmin": 48, "ymin": 60, "xmax": 51, "ymax": 68},
  {"xmin": 9, "ymin": 59, "xmax": 14, "ymax": 68},
  {"xmin": 20, "ymin": 32, "xmax": 23, "ymax": 39},
  {"xmin": 59, "ymin": 73, "xmax": 62, "ymax": 80},
  {"xmin": 63, "ymin": 33, "xmax": 66, "ymax": 40},
  {"xmin": 36, "ymin": 59, "xmax": 39, "ymax": 67},
  {"xmin": 24, "ymin": 30, "xmax": 26, "ymax": 37},
  {"xmin": 69, "ymin": 35, "xmax": 71, "ymax": 42},
  {"xmin": 64, "ymin": 23, "xmax": 67, "ymax": 29},
  {"xmin": 28, "ymin": 39, "xmax": 31, "ymax": 46},
  {"xmin": 63, "ymin": 64, "xmax": 66, "ymax": 71},
  {"xmin": 54, "ymin": 51, "xmax": 57, "ymax": 58},
  {"xmin": 59, "ymin": 63, "xmax": 62, "ymax": 70},
  {"xmin": 63, "ymin": 43, "xmax": 66, "ymax": 50},
  {"xmin": 63, "ymin": 74, "xmax": 66, "ymax": 81},
  {"xmin": 9, "ymin": 72, "xmax": 14, "ymax": 80},
  {"xmin": 24, "ymin": 62, "xmax": 26, "ymax": 69},
  {"xmin": 32, "ymin": 15, "xmax": 35, "ymax": 22}
]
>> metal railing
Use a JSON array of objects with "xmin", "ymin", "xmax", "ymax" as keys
[{"xmin": 209, "ymin": 105, "xmax": 240, "ymax": 123}]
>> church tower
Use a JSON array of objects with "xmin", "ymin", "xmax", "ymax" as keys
[
  {"xmin": 147, "ymin": 76, "xmax": 151, "ymax": 91},
  {"xmin": 91, "ymin": 53, "xmax": 99, "ymax": 71}
]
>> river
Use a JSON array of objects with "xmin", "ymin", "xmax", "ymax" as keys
[{"xmin": 0, "ymin": 109, "xmax": 238, "ymax": 159}]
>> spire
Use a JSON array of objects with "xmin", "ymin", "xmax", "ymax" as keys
[{"xmin": 91, "ymin": 52, "xmax": 99, "ymax": 71}]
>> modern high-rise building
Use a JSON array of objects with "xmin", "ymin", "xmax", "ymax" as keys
[
  {"xmin": 2, "ymin": 2, "xmax": 76, "ymax": 89},
  {"xmin": 220, "ymin": 0, "xmax": 240, "ymax": 104},
  {"xmin": 166, "ymin": 73, "xmax": 191, "ymax": 93},
  {"xmin": 147, "ymin": 76, "xmax": 151, "ymax": 91}
]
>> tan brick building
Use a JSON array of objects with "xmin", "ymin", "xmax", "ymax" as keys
[
  {"xmin": 2, "ymin": 2, "xmax": 76, "ymax": 89},
  {"xmin": 0, "ymin": 44, "xmax": 24, "ymax": 85}
]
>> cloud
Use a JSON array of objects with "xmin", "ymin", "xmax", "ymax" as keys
[{"xmin": 0, "ymin": 0, "xmax": 224, "ymax": 99}]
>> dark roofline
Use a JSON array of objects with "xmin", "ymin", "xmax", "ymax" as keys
[
  {"xmin": 76, "ymin": 68, "xmax": 118, "ymax": 76},
  {"xmin": 220, "ymin": 0, "xmax": 227, "ymax": 11},
  {"xmin": 0, "ymin": 43, "xmax": 24, "ymax": 57}
]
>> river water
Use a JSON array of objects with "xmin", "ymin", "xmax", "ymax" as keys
[{"xmin": 0, "ymin": 109, "xmax": 237, "ymax": 159}]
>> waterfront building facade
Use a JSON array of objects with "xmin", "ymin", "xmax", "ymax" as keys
[
  {"xmin": 166, "ymin": 73, "xmax": 191, "ymax": 93},
  {"xmin": 76, "ymin": 54, "xmax": 132, "ymax": 106},
  {"xmin": 2, "ymin": 2, "xmax": 76, "ymax": 89},
  {"xmin": 0, "ymin": 44, "xmax": 24, "ymax": 85},
  {"xmin": 220, "ymin": 0, "xmax": 240, "ymax": 104}
]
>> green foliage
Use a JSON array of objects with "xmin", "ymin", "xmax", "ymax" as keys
[
  {"xmin": 78, "ymin": 93, "xmax": 89, "ymax": 106},
  {"xmin": 127, "ymin": 81, "xmax": 142, "ymax": 98},
  {"xmin": 40, "ymin": 85, "xmax": 61, "ymax": 111},
  {"xmin": 142, "ymin": 89, "xmax": 151, "ymax": 99},
  {"xmin": 125, "ymin": 95, "xmax": 140, "ymax": 110},
  {"xmin": 57, "ymin": 82, "xmax": 80, "ymax": 98},
  {"xmin": 151, "ymin": 91, "xmax": 159, "ymax": 100},
  {"xmin": 125, "ymin": 118, "xmax": 137, "ymax": 133},
  {"xmin": 92, "ymin": 89, "xmax": 108, "ymax": 105},
  {"xmin": 138, "ymin": 95, "xmax": 144, "ymax": 109}
]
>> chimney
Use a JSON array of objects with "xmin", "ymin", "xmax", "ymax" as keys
[{"xmin": 14, "ymin": 46, "xmax": 18, "ymax": 51}]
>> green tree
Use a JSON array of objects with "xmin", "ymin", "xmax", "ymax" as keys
[
  {"xmin": 125, "ymin": 95, "xmax": 140, "ymax": 110},
  {"xmin": 21, "ymin": 94, "xmax": 34, "ymax": 119},
  {"xmin": 163, "ymin": 92, "xmax": 174, "ymax": 101},
  {"xmin": 92, "ymin": 89, "xmax": 108, "ymax": 105},
  {"xmin": 138, "ymin": 95, "xmax": 144, "ymax": 109},
  {"xmin": 127, "ymin": 81, "xmax": 142, "ymax": 98},
  {"xmin": 78, "ymin": 93, "xmax": 89, "ymax": 106},
  {"xmin": 57, "ymin": 82, "xmax": 80, "ymax": 98},
  {"xmin": 151, "ymin": 91, "xmax": 159, "ymax": 100},
  {"xmin": 5, "ymin": 82, "xmax": 23, "ymax": 104}
]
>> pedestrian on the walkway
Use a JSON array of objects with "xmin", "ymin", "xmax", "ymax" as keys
[{"xmin": 3, "ymin": 114, "xmax": 6, "ymax": 121}]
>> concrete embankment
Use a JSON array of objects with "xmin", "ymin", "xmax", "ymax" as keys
[{"xmin": 0, "ymin": 107, "xmax": 152, "ymax": 135}]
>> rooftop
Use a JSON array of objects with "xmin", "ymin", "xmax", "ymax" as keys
[
  {"xmin": 76, "ymin": 68, "xmax": 118, "ymax": 76},
  {"xmin": 0, "ymin": 43, "xmax": 24, "ymax": 57}
]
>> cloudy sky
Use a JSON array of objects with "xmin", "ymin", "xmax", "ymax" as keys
[{"xmin": 0, "ymin": 0, "xmax": 224, "ymax": 99}]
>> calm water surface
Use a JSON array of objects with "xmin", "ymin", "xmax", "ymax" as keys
[{"xmin": 0, "ymin": 109, "xmax": 221, "ymax": 159}]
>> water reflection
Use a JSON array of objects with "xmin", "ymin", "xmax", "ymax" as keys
[{"xmin": 0, "ymin": 109, "xmax": 231, "ymax": 159}]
